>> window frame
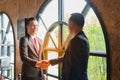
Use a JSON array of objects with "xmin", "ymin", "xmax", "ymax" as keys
[
  {"xmin": 36, "ymin": 0, "xmax": 110, "ymax": 80},
  {"xmin": 0, "ymin": 12, "xmax": 15, "ymax": 80}
]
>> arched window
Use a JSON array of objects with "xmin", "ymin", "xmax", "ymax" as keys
[
  {"xmin": 36, "ymin": 0, "xmax": 109, "ymax": 80},
  {"xmin": 0, "ymin": 13, "xmax": 14, "ymax": 79}
]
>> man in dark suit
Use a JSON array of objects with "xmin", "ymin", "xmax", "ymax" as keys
[
  {"xmin": 44, "ymin": 13, "xmax": 90, "ymax": 80},
  {"xmin": 19, "ymin": 17, "xmax": 48, "ymax": 80}
]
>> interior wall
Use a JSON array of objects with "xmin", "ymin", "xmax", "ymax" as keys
[
  {"xmin": 0, "ymin": 0, "xmax": 45, "ymax": 80},
  {"xmin": 0, "ymin": 0, "xmax": 120, "ymax": 80}
]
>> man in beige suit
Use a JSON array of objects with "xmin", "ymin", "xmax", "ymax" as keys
[{"xmin": 19, "ymin": 17, "xmax": 48, "ymax": 80}]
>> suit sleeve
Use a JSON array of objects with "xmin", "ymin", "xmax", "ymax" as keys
[
  {"xmin": 49, "ymin": 56, "xmax": 63, "ymax": 66},
  {"xmin": 19, "ymin": 37, "xmax": 37, "ymax": 67}
]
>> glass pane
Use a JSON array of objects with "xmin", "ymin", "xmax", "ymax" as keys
[
  {"xmin": 39, "ymin": 0, "xmax": 58, "ymax": 29},
  {"xmin": 62, "ymin": 25, "xmax": 69, "ymax": 43},
  {"xmin": 84, "ymin": 8, "xmax": 106, "ymax": 52},
  {"xmin": 50, "ymin": 26, "xmax": 58, "ymax": 48},
  {"xmin": 37, "ymin": 21, "xmax": 47, "ymax": 41},
  {"xmin": 88, "ymin": 56, "xmax": 106, "ymax": 80},
  {"xmin": 37, "ymin": 0, "xmax": 58, "ymax": 41},
  {"xmin": 48, "ymin": 52, "xmax": 58, "ymax": 76},
  {"xmin": 3, "ymin": 14, "xmax": 9, "ymax": 29},
  {"xmin": 62, "ymin": 25, "xmax": 70, "ymax": 49},
  {"xmin": 64, "ymin": 0, "xmax": 87, "ymax": 22},
  {"xmin": 47, "ymin": 38, "xmax": 57, "ymax": 49},
  {"xmin": 0, "ymin": 14, "xmax": 1, "ymax": 26},
  {"xmin": 48, "ymin": 76, "xmax": 58, "ymax": 80}
]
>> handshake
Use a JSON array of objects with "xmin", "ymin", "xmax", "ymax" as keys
[{"xmin": 36, "ymin": 60, "xmax": 50, "ymax": 69}]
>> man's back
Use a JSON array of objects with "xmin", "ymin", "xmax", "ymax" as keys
[{"xmin": 62, "ymin": 31, "xmax": 90, "ymax": 80}]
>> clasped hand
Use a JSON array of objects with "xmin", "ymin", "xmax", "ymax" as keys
[{"xmin": 36, "ymin": 60, "xmax": 50, "ymax": 69}]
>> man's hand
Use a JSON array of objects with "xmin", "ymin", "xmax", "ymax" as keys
[{"xmin": 36, "ymin": 60, "xmax": 50, "ymax": 69}]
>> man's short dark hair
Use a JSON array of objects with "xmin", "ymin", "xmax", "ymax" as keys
[
  {"xmin": 25, "ymin": 17, "xmax": 37, "ymax": 26},
  {"xmin": 69, "ymin": 13, "xmax": 84, "ymax": 27}
]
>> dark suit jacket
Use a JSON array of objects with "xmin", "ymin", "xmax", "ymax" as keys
[
  {"xmin": 50, "ymin": 31, "xmax": 90, "ymax": 80},
  {"xmin": 19, "ymin": 34, "xmax": 44, "ymax": 77}
]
